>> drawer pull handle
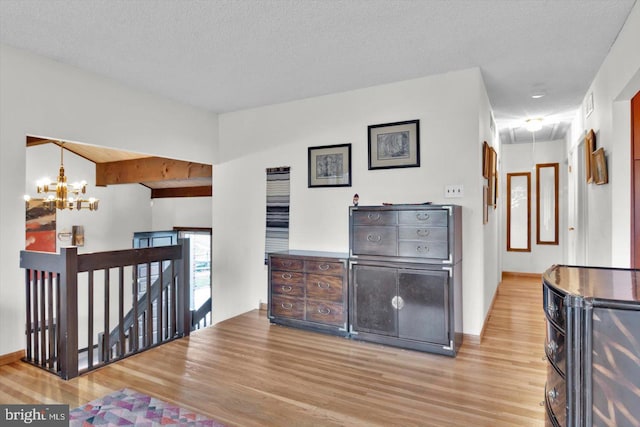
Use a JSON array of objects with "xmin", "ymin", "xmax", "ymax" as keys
[
  {"xmin": 281, "ymin": 273, "xmax": 293, "ymax": 280},
  {"xmin": 367, "ymin": 213, "xmax": 381, "ymax": 221},
  {"xmin": 547, "ymin": 302, "xmax": 558, "ymax": 317},
  {"xmin": 367, "ymin": 234, "xmax": 382, "ymax": 242},
  {"xmin": 318, "ymin": 264, "xmax": 330, "ymax": 271},
  {"xmin": 548, "ymin": 387, "xmax": 559, "ymax": 402},
  {"xmin": 546, "ymin": 340, "xmax": 558, "ymax": 357},
  {"xmin": 281, "ymin": 285, "xmax": 293, "ymax": 293},
  {"xmin": 317, "ymin": 307, "xmax": 331, "ymax": 315},
  {"xmin": 416, "ymin": 245, "xmax": 430, "ymax": 253},
  {"xmin": 416, "ymin": 212, "xmax": 430, "ymax": 221},
  {"xmin": 282, "ymin": 261, "xmax": 293, "ymax": 267},
  {"xmin": 316, "ymin": 282, "xmax": 330, "ymax": 289},
  {"xmin": 417, "ymin": 229, "xmax": 431, "ymax": 237},
  {"xmin": 391, "ymin": 296, "xmax": 405, "ymax": 310},
  {"xmin": 281, "ymin": 302, "xmax": 293, "ymax": 310}
]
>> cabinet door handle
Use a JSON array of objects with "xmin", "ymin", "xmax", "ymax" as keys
[
  {"xmin": 317, "ymin": 307, "xmax": 331, "ymax": 315},
  {"xmin": 367, "ymin": 213, "xmax": 381, "ymax": 221},
  {"xmin": 416, "ymin": 212, "xmax": 430, "ymax": 221},
  {"xmin": 281, "ymin": 285, "xmax": 293, "ymax": 293},
  {"xmin": 281, "ymin": 273, "xmax": 293, "ymax": 280},
  {"xmin": 391, "ymin": 296, "xmax": 405, "ymax": 310},
  {"xmin": 416, "ymin": 229, "xmax": 430, "ymax": 237},
  {"xmin": 318, "ymin": 263, "xmax": 330, "ymax": 271},
  {"xmin": 316, "ymin": 282, "xmax": 330, "ymax": 289},
  {"xmin": 367, "ymin": 234, "xmax": 382, "ymax": 242},
  {"xmin": 281, "ymin": 302, "xmax": 293, "ymax": 310}
]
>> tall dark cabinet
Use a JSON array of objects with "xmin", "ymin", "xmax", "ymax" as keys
[
  {"xmin": 542, "ymin": 265, "xmax": 640, "ymax": 427},
  {"xmin": 349, "ymin": 204, "xmax": 462, "ymax": 356}
]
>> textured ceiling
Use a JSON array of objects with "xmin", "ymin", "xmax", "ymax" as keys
[{"xmin": 0, "ymin": 0, "xmax": 636, "ymax": 143}]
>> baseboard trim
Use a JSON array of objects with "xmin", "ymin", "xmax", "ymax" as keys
[
  {"xmin": 502, "ymin": 271, "xmax": 542, "ymax": 280},
  {"xmin": 471, "ymin": 281, "xmax": 502, "ymax": 345},
  {"xmin": 463, "ymin": 333, "xmax": 481, "ymax": 345},
  {"xmin": 0, "ymin": 349, "xmax": 25, "ymax": 366},
  {"xmin": 259, "ymin": 302, "xmax": 268, "ymax": 311}
]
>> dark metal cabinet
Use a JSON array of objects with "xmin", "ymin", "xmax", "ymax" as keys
[
  {"xmin": 268, "ymin": 250, "xmax": 349, "ymax": 336},
  {"xmin": 349, "ymin": 204, "xmax": 462, "ymax": 356},
  {"xmin": 542, "ymin": 265, "xmax": 640, "ymax": 427}
]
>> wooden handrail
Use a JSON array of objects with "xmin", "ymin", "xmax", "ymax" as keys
[{"xmin": 20, "ymin": 240, "xmax": 191, "ymax": 380}]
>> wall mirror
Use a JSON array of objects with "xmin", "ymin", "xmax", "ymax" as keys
[
  {"xmin": 536, "ymin": 163, "xmax": 559, "ymax": 245},
  {"xmin": 507, "ymin": 172, "xmax": 531, "ymax": 252}
]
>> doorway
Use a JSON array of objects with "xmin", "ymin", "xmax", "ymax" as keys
[
  {"xmin": 632, "ymin": 91, "xmax": 640, "ymax": 267},
  {"xmin": 133, "ymin": 228, "xmax": 212, "ymax": 329}
]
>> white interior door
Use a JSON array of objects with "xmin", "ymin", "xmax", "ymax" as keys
[{"xmin": 568, "ymin": 141, "xmax": 587, "ymax": 265}]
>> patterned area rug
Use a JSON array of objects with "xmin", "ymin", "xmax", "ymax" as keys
[{"xmin": 69, "ymin": 388, "xmax": 226, "ymax": 426}]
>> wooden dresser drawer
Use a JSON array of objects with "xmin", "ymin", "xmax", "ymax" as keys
[
  {"xmin": 398, "ymin": 209, "xmax": 448, "ymax": 226},
  {"xmin": 305, "ymin": 260, "xmax": 345, "ymax": 275},
  {"xmin": 271, "ymin": 257, "xmax": 304, "ymax": 271},
  {"xmin": 543, "ymin": 284, "xmax": 565, "ymax": 330},
  {"xmin": 306, "ymin": 300, "xmax": 345, "ymax": 326},
  {"xmin": 352, "ymin": 226, "xmax": 397, "ymax": 256},
  {"xmin": 398, "ymin": 241, "xmax": 448, "ymax": 259},
  {"xmin": 271, "ymin": 270, "xmax": 304, "ymax": 287},
  {"xmin": 545, "ymin": 363, "xmax": 566, "ymax": 427},
  {"xmin": 272, "ymin": 281, "xmax": 304, "ymax": 298},
  {"xmin": 545, "ymin": 319, "xmax": 566, "ymax": 375},
  {"xmin": 398, "ymin": 226, "xmax": 448, "ymax": 242},
  {"xmin": 306, "ymin": 274, "xmax": 344, "ymax": 302},
  {"xmin": 352, "ymin": 210, "xmax": 397, "ymax": 226},
  {"xmin": 271, "ymin": 295, "xmax": 304, "ymax": 319}
]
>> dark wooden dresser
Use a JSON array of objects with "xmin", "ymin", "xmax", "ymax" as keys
[
  {"xmin": 348, "ymin": 204, "xmax": 463, "ymax": 356},
  {"xmin": 268, "ymin": 250, "xmax": 349, "ymax": 336},
  {"xmin": 542, "ymin": 265, "xmax": 640, "ymax": 427}
]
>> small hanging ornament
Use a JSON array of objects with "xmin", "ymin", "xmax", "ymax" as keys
[{"xmin": 353, "ymin": 193, "xmax": 359, "ymax": 206}]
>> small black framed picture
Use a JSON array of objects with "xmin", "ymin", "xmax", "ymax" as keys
[
  {"xmin": 308, "ymin": 143, "xmax": 352, "ymax": 188},
  {"xmin": 368, "ymin": 119, "xmax": 420, "ymax": 170}
]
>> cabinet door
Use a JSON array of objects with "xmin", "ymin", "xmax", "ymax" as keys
[
  {"xmin": 352, "ymin": 265, "xmax": 397, "ymax": 336},
  {"xmin": 398, "ymin": 269, "xmax": 449, "ymax": 345}
]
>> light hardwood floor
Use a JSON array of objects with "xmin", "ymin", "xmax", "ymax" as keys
[{"xmin": 0, "ymin": 274, "xmax": 546, "ymax": 426}]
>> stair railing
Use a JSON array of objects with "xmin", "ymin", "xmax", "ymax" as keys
[{"xmin": 20, "ymin": 239, "xmax": 190, "ymax": 380}]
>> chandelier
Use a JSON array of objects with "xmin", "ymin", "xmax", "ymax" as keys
[{"xmin": 25, "ymin": 143, "xmax": 99, "ymax": 211}]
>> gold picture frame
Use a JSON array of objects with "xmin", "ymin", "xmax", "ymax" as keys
[
  {"xmin": 592, "ymin": 148, "xmax": 608, "ymax": 185},
  {"xmin": 585, "ymin": 129, "xmax": 595, "ymax": 183}
]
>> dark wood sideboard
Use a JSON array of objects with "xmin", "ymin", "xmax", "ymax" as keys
[
  {"xmin": 542, "ymin": 265, "xmax": 640, "ymax": 427},
  {"xmin": 348, "ymin": 204, "xmax": 463, "ymax": 356},
  {"xmin": 268, "ymin": 250, "xmax": 349, "ymax": 336},
  {"xmin": 267, "ymin": 204, "xmax": 462, "ymax": 357}
]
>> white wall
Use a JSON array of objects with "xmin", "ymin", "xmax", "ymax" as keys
[
  {"xmin": 151, "ymin": 197, "xmax": 212, "ymax": 231},
  {"xmin": 215, "ymin": 68, "xmax": 496, "ymax": 336},
  {"xmin": 0, "ymin": 44, "xmax": 218, "ymax": 355},
  {"xmin": 480, "ymin": 93, "xmax": 501, "ymax": 321},
  {"xmin": 502, "ymin": 140, "xmax": 567, "ymax": 273},
  {"xmin": 569, "ymin": 2, "xmax": 640, "ymax": 268}
]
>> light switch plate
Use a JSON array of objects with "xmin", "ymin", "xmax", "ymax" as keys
[{"xmin": 444, "ymin": 184, "xmax": 464, "ymax": 198}]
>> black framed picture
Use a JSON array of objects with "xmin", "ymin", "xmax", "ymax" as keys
[
  {"xmin": 308, "ymin": 143, "xmax": 352, "ymax": 187},
  {"xmin": 368, "ymin": 119, "xmax": 420, "ymax": 170}
]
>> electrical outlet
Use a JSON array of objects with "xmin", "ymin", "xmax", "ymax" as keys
[{"xmin": 444, "ymin": 184, "xmax": 464, "ymax": 198}]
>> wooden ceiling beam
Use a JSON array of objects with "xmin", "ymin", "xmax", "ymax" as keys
[
  {"xmin": 96, "ymin": 157, "xmax": 212, "ymax": 186},
  {"xmin": 151, "ymin": 186, "xmax": 212, "ymax": 199}
]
